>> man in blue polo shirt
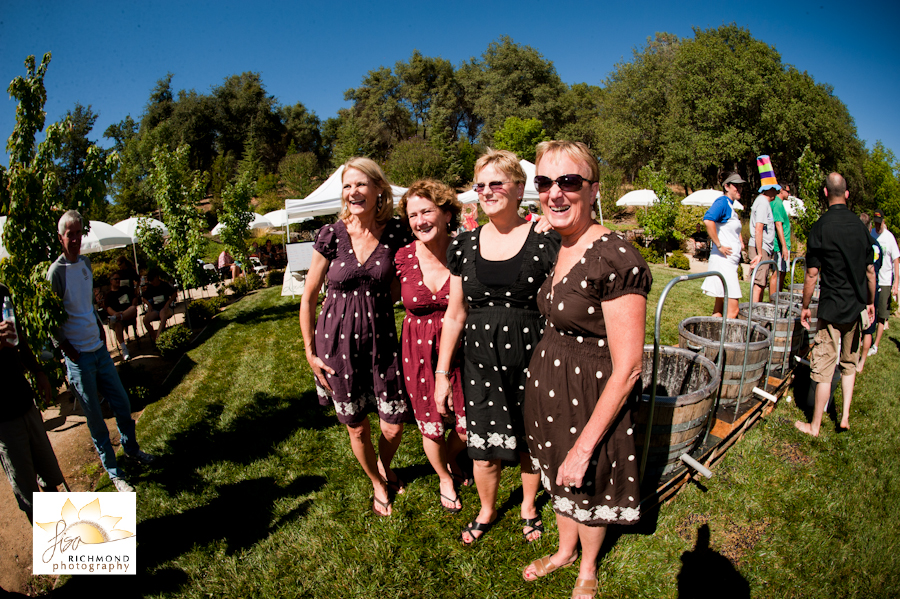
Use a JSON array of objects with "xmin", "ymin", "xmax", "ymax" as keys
[{"xmin": 795, "ymin": 174, "xmax": 876, "ymax": 436}]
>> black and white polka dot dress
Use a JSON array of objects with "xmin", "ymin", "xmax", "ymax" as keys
[
  {"xmin": 312, "ymin": 219, "xmax": 413, "ymax": 426},
  {"xmin": 447, "ymin": 224, "xmax": 560, "ymax": 462},
  {"xmin": 524, "ymin": 233, "xmax": 651, "ymax": 526}
]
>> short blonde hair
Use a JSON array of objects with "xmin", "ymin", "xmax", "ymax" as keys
[
  {"xmin": 398, "ymin": 179, "xmax": 462, "ymax": 232},
  {"xmin": 474, "ymin": 148, "xmax": 527, "ymax": 185},
  {"xmin": 338, "ymin": 157, "xmax": 394, "ymax": 225},
  {"xmin": 535, "ymin": 140, "xmax": 599, "ymax": 182}
]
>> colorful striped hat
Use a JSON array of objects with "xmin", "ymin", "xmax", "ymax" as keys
[{"xmin": 756, "ymin": 155, "xmax": 781, "ymax": 192}]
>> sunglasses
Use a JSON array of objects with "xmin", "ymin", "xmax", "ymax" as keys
[
  {"xmin": 534, "ymin": 174, "xmax": 596, "ymax": 193},
  {"xmin": 472, "ymin": 180, "xmax": 510, "ymax": 193}
]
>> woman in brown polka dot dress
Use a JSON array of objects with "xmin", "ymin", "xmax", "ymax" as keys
[
  {"xmin": 395, "ymin": 180, "xmax": 468, "ymax": 513},
  {"xmin": 299, "ymin": 157, "xmax": 413, "ymax": 517},
  {"xmin": 521, "ymin": 141, "xmax": 651, "ymax": 599},
  {"xmin": 435, "ymin": 149, "xmax": 561, "ymax": 544}
]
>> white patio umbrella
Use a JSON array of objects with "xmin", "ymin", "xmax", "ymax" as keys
[
  {"xmin": 0, "ymin": 216, "xmax": 9, "ymax": 260},
  {"xmin": 785, "ymin": 195, "xmax": 804, "ymax": 217},
  {"xmin": 113, "ymin": 217, "xmax": 169, "ymax": 276},
  {"xmin": 616, "ymin": 189, "xmax": 658, "ymax": 207},
  {"xmin": 210, "ymin": 213, "xmax": 274, "ymax": 236},
  {"xmin": 81, "ymin": 221, "xmax": 132, "ymax": 255},
  {"xmin": 681, "ymin": 189, "xmax": 724, "ymax": 207}
]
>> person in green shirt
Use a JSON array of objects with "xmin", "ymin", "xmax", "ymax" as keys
[{"xmin": 769, "ymin": 183, "xmax": 792, "ymax": 295}]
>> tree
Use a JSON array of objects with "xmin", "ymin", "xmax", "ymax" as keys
[
  {"xmin": 140, "ymin": 144, "xmax": 207, "ymax": 291},
  {"xmin": 279, "ymin": 151, "xmax": 321, "ymax": 198},
  {"xmin": 460, "ymin": 37, "xmax": 568, "ymax": 145},
  {"xmin": 0, "ymin": 54, "xmax": 118, "ymax": 397},
  {"xmin": 794, "ymin": 144, "xmax": 824, "ymax": 243},
  {"xmin": 864, "ymin": 142, "xmax": 900, "ymax": 235},
  {"xmin": 634, "ymin": 163, "xmax": 682, "ymax": 247},
  {"xmin": 52, "ymin": 103, "xmax": 113, "ymax": 220},
  {"xmin": 492, "ymin": 117, "xmax": 549, "ymax": 163},
  {"xmin": 218, "ymin": 171, "xmax": 255, "ymax": 272},
  {"xmin": 385, "ymin": 137, "xmax": 444, "ymax": 186}
]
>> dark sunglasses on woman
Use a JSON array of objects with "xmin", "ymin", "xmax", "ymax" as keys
[{"xmin": 534, "ymin": 174, "xmax": 596, "ymax": 193}]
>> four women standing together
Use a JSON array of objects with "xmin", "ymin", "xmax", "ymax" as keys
[{"xmin": 300, "ymin": 143, "xmax": 650, "ymax": 599}]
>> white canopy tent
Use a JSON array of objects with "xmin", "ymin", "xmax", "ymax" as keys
[
  {"xmin": 682, "ymin": 189, "xmax": 744, "ymax": 211},
  {"xmin": 210, "ymin": 213, "xmax": 274, "ymax": 236},
  {"xmin": 284, "ymin": 166, "xmax": 408, "ymax": 221},
  {"xmin": 616, "ymin": 189, "xmax": 658, "ymax": 207}
]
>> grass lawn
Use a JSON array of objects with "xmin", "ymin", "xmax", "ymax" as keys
[{"xmin": 56, "ymin": 265, "xmax": 900, "ymax": 598}]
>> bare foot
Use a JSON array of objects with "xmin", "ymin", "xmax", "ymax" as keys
[
  {"xmin": 794, "ymin": 421, "xmax": 819, "ymax": 437},
  {"xmin": 439, "ymin": 478, "xmax": 461, "ymax": 511},
  {"xmin": 373, "ymin": 482, "xmax": 392, "ymax": 516},
  {"xmin": 839, "ymin": 420, "xmax": 850, "ymax": 431}
]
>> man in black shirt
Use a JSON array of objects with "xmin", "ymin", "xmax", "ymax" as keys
[
  {"xmin": 0, "ymin": 283, "xmax": 65, "ymax": 522},
  {"xmin": 795, "ymin": 173, "xmax": 876, "ymax": 436},
  {"xmin": 142, "ymin": 269, "xmax": 177, "ymax": 341}
]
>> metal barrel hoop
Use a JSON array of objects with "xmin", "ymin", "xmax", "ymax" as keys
[
  {"xmin": 639, "ymin": 271, "xmax": 727, "ymax": 484},
  {"xmin": 784, "ymin": 256, "xmax": 807, "ymax": 372},
  {"xmin": 736, "ymin": 258, "xmax": 778, "ymax": 417}
]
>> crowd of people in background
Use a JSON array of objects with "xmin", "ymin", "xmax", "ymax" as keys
[{"xmin": 1, "ymin": 139, "xmax": 897, "ymax": 599}]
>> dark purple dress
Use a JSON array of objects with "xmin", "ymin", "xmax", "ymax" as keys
[
  {"xmin": 524, "ymin": 233, "xmax": 651, "ymax": 526},
  {"xmin": 395, "ymin": 241, "xmax": 466, "ymax": 439},
  {"xmin": 313, "ymin": 219, "xmax": 412, "ymax": 425}
]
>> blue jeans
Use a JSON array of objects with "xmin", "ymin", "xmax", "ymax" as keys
[{"xmin": 65, "ymin": 346, "xmax": 139, "ymax": 479}]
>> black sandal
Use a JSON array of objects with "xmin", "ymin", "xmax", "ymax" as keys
[
  {"xmin": 522, "ymin": 517, "xmax": 544, "ymax": 543},
  {"xmin": 461, "ymin": 519, "xmax": 494, "ymax": 544}
]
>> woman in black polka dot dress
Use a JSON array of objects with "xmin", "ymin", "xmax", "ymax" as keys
[
  {"xmin": 521, "ymin": 141, "xmax": 651, "ymax": 599},
  {"xmin": 435, "ymin": 149, "xmax": 560, "ymax": 544},
  {"xmin": 299, "ymin": 158, "xmax": 413, "ymax": 517}
]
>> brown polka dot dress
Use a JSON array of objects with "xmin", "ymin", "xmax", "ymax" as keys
[
  {"xmin": 447, "ymin": 224, "xmax": 560, "ymax": 462},
  {"xmin": 313, "ymin": 219, "xmax": 413, "ymax": 426},
  {"xmin": 524, "ymin": 233, "xmax": 651, "ymax": 526}
]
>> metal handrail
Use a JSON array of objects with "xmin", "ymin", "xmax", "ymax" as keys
[
  {"xmin": 780, "ymin": 256, "xmax": 807, "ymax": 373},
  {"xmin": 639, "ymin": 271, "xmax": 727, "ymax": 484}
]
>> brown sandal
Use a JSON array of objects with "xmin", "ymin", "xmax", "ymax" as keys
[
  {"xmin": 523, "ymin": 554, "xmax": 577, "ymax": 581},
  {"xmin": 571, "ymin": 577, "xmax": 598, "ymax": 599}
]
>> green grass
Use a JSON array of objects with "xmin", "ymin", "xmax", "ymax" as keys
[{"xmin": 55, "ymin": 277, "xmax": 900, "ymax": 598}]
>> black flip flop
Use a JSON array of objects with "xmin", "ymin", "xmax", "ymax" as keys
[{"xmin": 461, "ymin": 519, "xmax": 494, "ymax": 544}]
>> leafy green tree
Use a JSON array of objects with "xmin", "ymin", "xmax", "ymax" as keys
[
  {"xmin": 385, "ymin": 137, "xmax": 444, "ymax": 186},
  {"xmin": 141, "ymin": 144, "xmax": 208, "ymax": 290},
  {"xmin": 280, "ymin": 151, "xmax": 321, "ymax": 197},
  {"xmin": 0, "ymin": 54, "xmax": 118, "ymax": 397},
  {"xmin": 597, "ymin": 163, "xmax": 625, "ymax": 221},
  {"xmin": 864, "ymin": 142, "xmax": 900, "ymax": 235},
  {"xmin": 556, "ymin": 83, "xmax": 605, "ymax": 150},
  {"xmin": 493, "ymin": 117, "xmax": 549, "ymax": 163},
  {"xmin": 794, "ymin": 144, "xmax": 824, "ymax": 243},
  {"xmin": 634, "ymin": 163, "xmax": 682, "ymax": 246},
  {"xmin": 51, "ymin": 103, "xmax": 114, "ymax": 220},
  {"xmin": 459, "ymin": 36, "xmax": 568, "ymax": 144},
  {"xmin": 218, "ymin": 171, "xmax": 255, "ymax": 272}
]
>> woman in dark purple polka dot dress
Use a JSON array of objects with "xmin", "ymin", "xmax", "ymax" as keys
[
  {"xmin": 521, "ymin": 141, "xmax": 651, "ymax": 599},
  {"xmin": 299, "ymin": 157, "xmax": 413, "ymax": 517}
]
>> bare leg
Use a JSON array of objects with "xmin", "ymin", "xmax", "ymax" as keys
[
  {"xmin": 874, "ymin": 321, "xmax": 885, "ymax": 351},
  {"xmin": 376, "ymin": 420, "xmax": 404, "ymax": 490},
  {"xmin": 795, "ymin": 372, "xmax": 832, "ymax": 437},
  {"xmin": 726, "ymin": 298, "xmax": 740, "ymax": 319},
  {"xmin": 462, "ymin": 459, "xmax": 500, "ymax": 543},
  {"xmin": 858, "ymin": 334, "xmax": 872, "ymax": 373},
  {"xmin": 157, "ymin": 306, "xmax": 173, "ymax": 336},
  {"xmin": 752, "ymin": 283, "xmax": 765, "ymax": 304},
  {"xmin": 712, "ymin": 297, "xmax": 724, "ymax": 318},
  {"xmin": 114, "ymin": 320, "xmax": 125, "ymax": 345},
  {"xmin": 573, "ymin": 521, "xmax": 606, "ymax": 598},
  {"xmin": 520, "ymin": 452, "xmax": 542, "ymax": 541},
  {"xmin": 523, "ymin": 512, "xmax": 579, "ymax": 581},
  {"xmin": 839, "ymin": 371, "xmax": 856, "ymax": 430},
  {"xmin": 421, "ymin": 434, "xmax": 459, "ymax": 510},
  {"xmin": 346, "ymin": 419, "xmax": 391, "ymax": 515}
]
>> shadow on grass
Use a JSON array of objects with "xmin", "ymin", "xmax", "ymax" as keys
[
  {"xmin": 133, "ymin": 390, "xmax": 332, "ymax": 495},
  {"xmin": 676, "ymin": 523, "xmax": 750, "ymax": 598},
  {"xmin": 231, "ymin": 300, "xmax": 301, "ymax": 326},
  {"xmin": 51, "ymin": 475, "xmax": 324, "ymax": 598}
]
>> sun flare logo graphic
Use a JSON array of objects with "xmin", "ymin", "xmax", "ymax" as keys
[{"xmin": 33, "ymin": 493, "xmax": 137, "ymax": 575}]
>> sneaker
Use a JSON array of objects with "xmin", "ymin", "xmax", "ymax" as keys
[
  {"xmin": 868, "ymin": 345, "xmax": 878, "ymax": 357},
  {"xmin": 111, "ymin": 477, "xmax": 134, "ymax": 492},
  {"xmin": 125, "ymin": 449, "xmax": 158, "ymax": 465},
  {"xmin": 121, "ymin": 346, "xmax": 131, "ymax": 361}
]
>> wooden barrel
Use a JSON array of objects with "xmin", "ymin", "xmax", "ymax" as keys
[
  {"xmin": 789, "ymin": 283, "xmax": 819, "ymax": 301},
  {"xmin": 678, "ymin": 316, "xmax": 770, "ymax": 408},
  {"xmin": 739, "ymin": 302, "xmax": 807, "ymax": 374},
  {"xmin": 775, "ymin": 291, "xmax": 818, "ymax": 333},
  {"xmin": 635, "ymin": 345, "xmax": 720, "ymax": 480}
]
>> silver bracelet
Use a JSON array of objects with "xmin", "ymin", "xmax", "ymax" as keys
[{"xmin": 435, "ymin": 370, "xmax": 450, "ymax": 376}]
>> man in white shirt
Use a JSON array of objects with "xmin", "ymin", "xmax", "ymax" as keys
[
  {"xmin": 47, "ymin": 210, "xmax": 157, "ymax": 492},
  {"xmin": 870, "ymin": 209, "xmax": 900, "ymax": 355}
]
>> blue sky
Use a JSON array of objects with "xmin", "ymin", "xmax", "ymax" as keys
[{"xmin": 2, "ymin": 0, "xmax": 898, "ymax": 170}]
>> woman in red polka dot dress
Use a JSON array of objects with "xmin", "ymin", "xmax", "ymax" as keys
[
  {"xmin": 521, "ymin": 141, "xmax": 651, "ymax": 599},
  {"xmin": 395, "ymin": 180, "xmax": 469, "ymax": 513}
]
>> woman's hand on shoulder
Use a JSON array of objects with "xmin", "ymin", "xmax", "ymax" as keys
[{"xmin": 532, "ymin": 215, "xmax": 553, "ymax": 234}]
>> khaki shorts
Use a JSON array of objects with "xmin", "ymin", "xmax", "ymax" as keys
[
  {"xmin": 748, "ymin": 247, "xmax": 772, "ymax": 287},
  {"xmin": 810, "ymin": 319, "xmax": 860, "ymax": 384}
]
